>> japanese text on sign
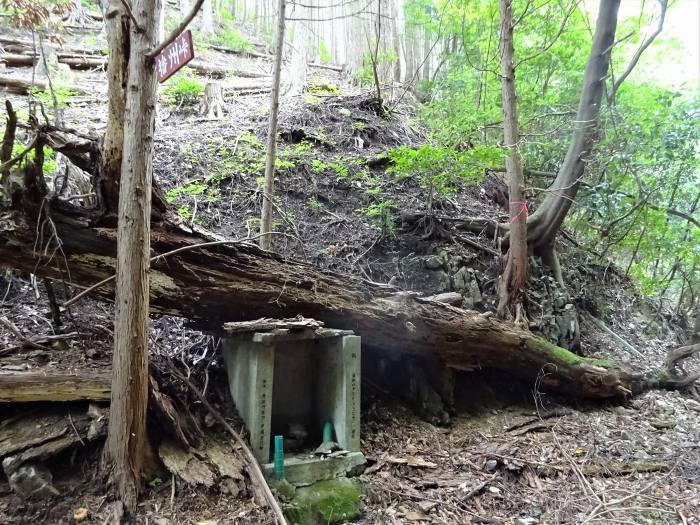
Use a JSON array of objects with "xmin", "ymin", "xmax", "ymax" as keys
[{"xmin": 156, "ymin": 30, "xmax": 195, "ymax": 83}]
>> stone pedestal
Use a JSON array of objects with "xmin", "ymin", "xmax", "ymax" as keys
[{"xmin": 222, "ymin": 324, "xmax": 362, "ymax": 471}]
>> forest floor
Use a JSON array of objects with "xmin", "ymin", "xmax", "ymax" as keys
[{"xmin": 1, "ymin": 22, "xmax": 699, "ymax": 525}]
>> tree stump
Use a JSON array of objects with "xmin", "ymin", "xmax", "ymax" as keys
[{"xmin": 199, "ymin": 82, "xmax": 225, "ymax": 120}]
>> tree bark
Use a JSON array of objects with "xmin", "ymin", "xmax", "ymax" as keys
[
  {"xmin": 199, "ymin": 82, "xmax": 225, "ymax": 119},
  {"xmin": 525, "ymin": 0, "xmax": 620, "ymax": 259},
  {"xmin": 259, "ymin": 0, "xmax": 286, "ymax": 251},
  {"xmin": 496, "ymin": 0, "xmax": 528, "ymax": 320},
  {"xmin": 100, "ymin": 0, "xmax": 129, "ymax": 215},
  {"xmin": 0, "ymin": 371, "xmax": 111, "ymax": 402},
  {"xmin": 1, "ymin": 207, "xmax": 692, "ymax": 400},
  {"xmin": 103, "ymin": 0, "xmax": 160, "ymax": 512}
]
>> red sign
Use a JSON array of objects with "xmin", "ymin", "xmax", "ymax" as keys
[{"xmin": 156, "ymin": 30, "xmax": 195, "ymax": 83}]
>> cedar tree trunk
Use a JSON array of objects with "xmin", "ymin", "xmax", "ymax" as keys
[
  {"xmin": 496, "ymin": 0, "xmax": 527, "ymax": 322},
  {"xmin": 103, "ymin": 0, "xmax": 160, "ymax": 512}
]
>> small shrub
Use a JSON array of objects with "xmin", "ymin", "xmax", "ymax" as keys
[
  {"xmin": 29, "ymin": 85, "xmax": 75, "ymax": 110},
  {"xmin": 363, "ymin": 199, "xmax": 395, "ymax": 236},
  {"xmin": 387, "ymin": 144, "xmax": 499, "ymax": 213},
  {"xmin": 307, "ymin": 196, "xmax": 325, "ymax": 215},
  {"xmin": 309, "ymin": 79, "xmax": 341, "ymax": 95},
  {"xmin": 212, "ymin": 27, "xmax": 253, "ymax": 52},
  {"xmin": 166, "ymin": 181, "xmax": 208, "ymax": 203},
  {"xmin": 162, "ymin": 73, "xmax": 204, "ymax": 106},
  {"xmin": 319, "ymin": 41, "xmax": 332, "ymax": 64},
  {"xmin": 304, "ymin": 95, "xmax": 322, "ymax": 105}
]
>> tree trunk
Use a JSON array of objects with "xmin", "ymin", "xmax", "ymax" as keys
[
  {"xmin": 288, "ymin": 2, "xmax": 310, "ymax": 97},
  {"xmin": 103, "ymin": 0, "xmax": 160, "ymax": 512},
  {"xmin": 525, "ymin": 0, "xmax": 620, "ymax": 269},
  {"xmin": 158, "ymin": 0, "xmax": 166, "ymax": 42},
  {"xmin": 496, "ymin": 0, "xmax": 528, "ymax": 321},
  {"xmin": 100, "ymin": 0, "xmax": 129, "ymax": 215},
  {"xmin": 201, "ymin": 0, "xmax": 214, "ymax": 33},
  {"xmin": 1, "ymin": 207, "xmax": 693, "ymax": 400},
  {"xmin": 259, "ymin": 0, "xmax": 286, "ymax": 250},
  {"xmin": 180, "ymin": 0, "xmax": 190, "ymax": 17}
]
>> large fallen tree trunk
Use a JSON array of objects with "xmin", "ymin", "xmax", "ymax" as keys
[
  {"xmin": 0, "ymin": 371, "xmax": 111, "ymax": 402},
  {"xmin": 1, "ymin": 206, "xmax": 696, "ymax": 400}
]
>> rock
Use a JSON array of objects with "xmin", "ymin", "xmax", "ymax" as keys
[
  {"xmin": 73, "ymin": 507, "xmax": 89, "ymax": 522},
  {"xmin": 315, "ymin": 442, "xmax": 341, "ymax": 456},
  {"xmin": 9, "ymin": 463, "xmax": 59, "ymax": 499},
  {"xmin": 452, "ymin": 267, "xmax": 469, "ymax": 292},
  {"xmin": 424, "ymin": 256, "xmax": 443, "ymax": 271},
  {"xmin": 650, "ymin": 419, "xmax": 676, "ymax": 430},
  {"xmin": 406, "ymin": 359, "xmax": 450, "ymax": 426},
  {"xmin": 219, "ymin": 477, "xmax": 241, "ymax": 497},
  {"xmin": 402, "ymin": 259, "xmax": 450, "ymax": 294},
  {"xmin": 274, "ymin": 478, "xmax": 296, "ymax": 502},
  {"xmin": 285, "ymin": 478, "xmax": 362, "ymax": 525},
  {"xmin": 484, "ymin": 459, "xmax": 498, "ymax": 472},
  {"xmin": 465, "ymin": 276, "xmax": 482, "ymax": 306},
  {"xmin": 514, "ymin": 518, "xmax": 539, "ymax": 525}
]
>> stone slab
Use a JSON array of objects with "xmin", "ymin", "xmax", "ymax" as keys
[{"xmin": 262, "ymin": 451, "xmax": 366, "ymax": 486}]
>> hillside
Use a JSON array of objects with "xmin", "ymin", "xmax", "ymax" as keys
[{"xmin": 1, "ymin": 2, "xmax": 699, "ymax": 525}]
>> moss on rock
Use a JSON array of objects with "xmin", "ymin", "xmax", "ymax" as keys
[{"xmin": 284, "ymin": 478, "xmax": 362, "ymax": 525}]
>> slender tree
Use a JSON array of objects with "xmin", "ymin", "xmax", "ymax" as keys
[
  {"xmin": 496, "ymin": 0, "xmax": 527, "ymax": 323},
  {"xmin": 259, "ymin": 0, "xmax": 286, "ymax": 250},
  {"xmin": 103, "ymin": 0, "xmax": 160, "ymax": 511},
  {"xmin": 201, "ymin": 0, "xmax": 214, "ymax": 33},
  {"xmin": 522, "ymin": 0, "xmax": 621, "ymax": 282}
]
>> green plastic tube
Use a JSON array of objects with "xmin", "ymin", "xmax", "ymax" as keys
[
  {"xmin": 274, "ymin": 435, "xmax": 284, "ymax": 480},
  {"xmin": 322, "ymin": 421, "xmax": 333, "ymax": 443}
]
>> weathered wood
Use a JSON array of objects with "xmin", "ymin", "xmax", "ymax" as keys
[
  {"xmin": 0, "ymin": 36, "xmax": 107, "ymax": 57},
  {"xmin": 224, "ymin": 316, "xmax": 324, "ymax": 333},
  {"xmin": 0, "ymin": 48, "xmax": 266, "ymax": 78},
  {"xmin": 0, "ymin": 75, "xmax": 88, "ymax": 96},
  {"xmin": 308, "ymin": 62, "xmax": 343, "ymax": 73},
  {"xmin": 0, "ymin": 371, "xmax": 111, "ymax": 402},
  {"xmin": 199, "ymin": 82, "xmax": 225, "ymax": 119},
  {"xmin": 208, "ymin": 44, "xmax": 273, "ymax": 59},
  {"xmin": 0, "ymin": 207, "xmax": 673, "ymax": 400},
  {"xmin": 0, "ymin": 406, "xmax": 107, "ymax": 474}
]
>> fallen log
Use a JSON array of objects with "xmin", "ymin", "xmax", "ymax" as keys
[
  {"xmin": 0, "ymin": 53, "xmax": 35, "ymax": 67},
  {"xmin": 0, "ymin": 74, "xmax": 89, "ymax": 96},
  {"xmin": 0, "ymin": 37, "xmax": 107, "ymax": 57},
  {"xmin": 208, "ymin": 44, "xmax": 273, "ymax": 60},
  {"xmin": 309, "ymin": 62, "xmax": 343, "ymax": 73},
  {"xmin": 0, "ymin": 49, "xmax": 264, "ymax": 79},
  {"xmin": 0, "ymin": 370, "xmax": 111, "ymax": 402},
  {"xmin": 0, "ymin": 207, "xmax": 694, "ymax": 400}
]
